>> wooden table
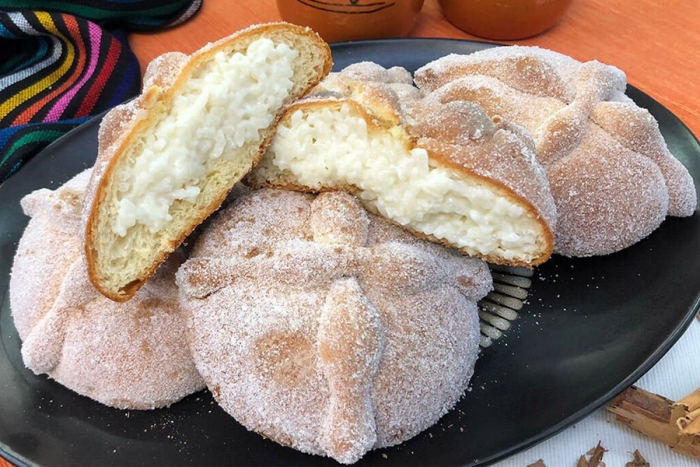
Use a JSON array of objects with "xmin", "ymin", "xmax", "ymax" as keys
[{"xmin": 129, "ymin": 0, "xmax": 700, "ymax": 138}]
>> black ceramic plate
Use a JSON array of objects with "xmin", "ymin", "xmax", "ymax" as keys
[{"xmin": 1, "ymin": 39, "xmax": 699, "ymax": 467}]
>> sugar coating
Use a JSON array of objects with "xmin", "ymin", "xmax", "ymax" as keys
[
  {"xmin": 177, "ymin": 189, "xmax": 492, "ymax": 464},
  {"xmin": 113, "ymin": 38, "xmax": 298, "ymax": 236},
  {"xmin": 10, "ymin": 170, "xmax": 205, "ymax": 409},
  {"xmin": 415, "ymin": 46, "xmax": 697, "ymax": 257},
  {"xmin": 548, "ymin": 124, "xmax": 669, "ymax": 255}
]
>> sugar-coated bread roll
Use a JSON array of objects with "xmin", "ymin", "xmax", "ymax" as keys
[
  {"xmin": 10, "ymin": 170, "xmax": 205, "ymax": 409},
  {"xmin": 247, "ymin": 63, "xmax": 557, "ymax": 268},
  {"xmin": 414, "ymin": 46, "xmax": 697, "ymax": 257},
  {"xmin": 84, "ymin": 23, "xmax": 332, "ymax": 302},
  {"xmin": 176, "ymin": 188, "xmax": 492, "ymax": 464}
]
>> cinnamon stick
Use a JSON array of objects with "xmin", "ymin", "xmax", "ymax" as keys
[
  {"xmin": 607, "ymin": 385, "xmax": 700, "ymax": 459},
  {"xmin": 677, "ymin": 388, "xmax": 700, "ymax": 412}
]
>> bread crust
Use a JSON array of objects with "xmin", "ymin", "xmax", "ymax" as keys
[
  {"xmin": 414, "ymin": 46, "xmax": 697, "ymax": 257},
  {"xmin": 416, "ymin": 137, "xmax": 555, "ymax": 267},
  {"xmin": 11, "ymin": 170, "xmax": 205, "ymax": 409},
  {"xmin": 84, "ymin": 23, "xmax": 332, "ymax": 301},
  {"xmin": 176, "ymin": 189, "xmax": 491, "ymax": 463}
]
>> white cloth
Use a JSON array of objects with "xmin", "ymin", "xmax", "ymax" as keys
[{"xmin": 492, "ymin": 319, "xmax": 700, "ymax": 466}]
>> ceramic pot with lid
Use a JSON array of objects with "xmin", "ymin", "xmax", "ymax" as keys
[
  {"xmin": 438, "ymin": 0, "xmax": 574, "ymax": 40},
  {"xmin": 277, "ymin": 0, "xmax": 425, "ymax": 43}
]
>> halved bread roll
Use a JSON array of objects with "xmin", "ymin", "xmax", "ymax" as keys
[
  {"xmin": 84, "ymin": 23, "xmax": 332, "ymax": 301},
  {"xmin": 413, "ymin": 47, "xmax": 697, "ymax": 257},
  {"xmin": 247, "ymin": 64, "xmax": 557, "ymax": 267}
]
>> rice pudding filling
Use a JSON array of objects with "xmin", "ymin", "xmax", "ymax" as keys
[
  {"xmin": 267, "ymin": 103, "xmax": 543, "ymax": 262},
  {"xmin": 113, "ymin": 38, "xmax": 298, "ymax": 236}
]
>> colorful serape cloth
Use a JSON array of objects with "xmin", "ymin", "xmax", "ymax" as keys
[{"xmin": 0, "ymin": 0, "xmax": 202, "ymax": 183}]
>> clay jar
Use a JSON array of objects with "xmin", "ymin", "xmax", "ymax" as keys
[
  {"xmin": 277, "ymin": 0, "xmax": 425, "ymax": 43},
  {"xmin": 438, "ymin": 0, "xmax": 574, "ymax": 40}
]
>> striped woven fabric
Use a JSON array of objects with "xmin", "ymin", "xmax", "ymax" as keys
[
  {"xmin": 0, "ymin": 1, "xmax": 202, "ymax": 30},
  {"xmin": 0, "ymin": 1, "xmax": 202, "ymax": 183}
]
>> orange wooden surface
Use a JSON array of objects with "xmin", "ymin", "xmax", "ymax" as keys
[{"xmin": 129, "ymin": 0, "xmax": 700, "ymax": 138}]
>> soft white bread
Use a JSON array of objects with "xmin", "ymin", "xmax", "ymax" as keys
[
  {"xmin": 247, "ymin": 63, "xmax": 557, "ymax": 267},
  {"xmin": 84, "ymin": 23, "xmax": 332, "ymax": 301}
]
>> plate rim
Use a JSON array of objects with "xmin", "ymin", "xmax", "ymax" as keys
[{"xmin": 1, "ymin": 37, "xmax": 700, "ymax": 467}]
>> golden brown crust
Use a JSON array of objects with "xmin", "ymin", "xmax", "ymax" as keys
[
  {"xmin": 416, "ymin": 137, "xmax": 554, "ymax": 267},
  {"xmin": 85, "ymin": 96, "xmax": 161, "ymax": 301},
  {"xmin": 84, "ymin": 23, "xmax": 332, "ymax": 302}
]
